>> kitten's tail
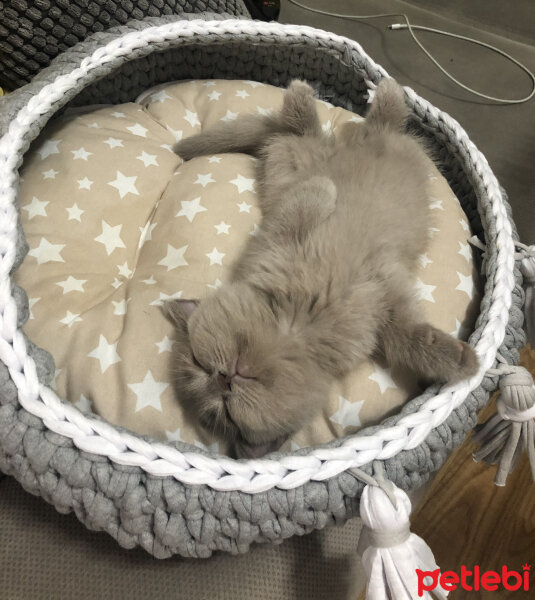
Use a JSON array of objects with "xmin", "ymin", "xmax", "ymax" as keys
[
  {"xmin": 363, "ymin": 78, "xmax": 409, "ymax": 134},
  {"xmin": 174, "ymin": 80, "xmax": 322, "ymax": 160}
]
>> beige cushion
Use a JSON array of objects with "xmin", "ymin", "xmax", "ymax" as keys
[{"xmin": 15, "ymin": 79, "xmax": 480, "ymax": 455}]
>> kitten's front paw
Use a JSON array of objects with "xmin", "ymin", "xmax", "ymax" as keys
[{"xmin": 414, "ymin": 324, "xmax": 479, "ymax": 384}]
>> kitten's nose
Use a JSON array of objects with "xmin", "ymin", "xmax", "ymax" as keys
[{"xmin": 235, "ymin": 357, "xmax": 252, "ymax": 379}]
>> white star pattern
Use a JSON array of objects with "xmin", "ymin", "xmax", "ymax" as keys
[
  {"xmin": 42, "ymin": 169, "xmax": 58, "ymax": 179},
  {"xmin": 112, "ymin": 299, "xmax": 129, "ymax": 315},
  {"xmin": 117, "ymin": 261, "xmax": 132, "ymax": 278},
  {"xmin": 368, "ymin": 364, "xmax": 398, "ymax": 394},
  {"xmin": 184, "ymin": 110, "xmax": 201, "ymax": 127},
  {"xmin": 245, "ymin": 81, "xmax": 263, "ymax": 87},
  {"xmin": 194, "ymin": 173, "xmax": 215, "ymax": 187},
  {"xmin": 230, "ymin": 174, "xmax": 255, "ymax": 193},
  {"xmin": 208, "ymin": 156, "xmax": 221, "ymax": 163},
  {"xmin": 59, "ymin": 310, "xmax": 82, "ymax": 327},
  {"xmin": 330, "ymin": 396, "xmax": 364, "ymax": 428},
  {"xmin": 418, "ymin": 253, "xmax": 433, "ymax": 268},
  {"xmin": 206, "ymin": 247, "xmax": 225, "ymax": 266},
  {"xmin": 456, "ymin": 272, "xmax": 475, "ymax": 299},
  {"xmin": 237, "ymin": 201, "xmax": 252, "ymax": 213},
  {"xmin": 111, "ymin": 111, "xmax": 125, "ymax": 118},
  {"xmin": 23, "ymin": 197, "xmax": 48, "ymax": 220},
  {"xmin": 165, "ymin": 429, "xmax": 183, "ymax": 442},
  {"xmin": 136, "ymin": 151, "xmax": 158, "ymax": 167},
  {"xmin": 150, "ymin": 291, "xmax": 182, "ymax": 306},
  {"xmin": 142, "ymin": 275, "xmax": 156, "ymax": 286},
  {"xmin": 111, "ymin": 278, "xmax": 123, "ymax": 290},
  {"xmin": 250, "ymin": 224, "xmax": 260, "ymax": 236},
  {"xmin": 128, "ymin": 371, "xmax": 169, "ymax": 412},
  {"xmin": 151, "ymin": 90, "xmax": 172, "ymax": 103},
  {"xmin": 256, "ymin": 106, "xmax": 273, "ymax": 116},
  {"xmin": 77, "ymin": 177, "xmax": 93, "ymax": 190},
  {"xmin": 176, "ymin": 197, "xmax": 207, "ymax": 222},
  {"xmin": 66, "ymin": 203, "xmax": 84, "ymax": 222},
  {"xmin": 214, "ymin": 221, "xmax": 230, "ymax": 235},
  {"xmin": 158, "ymin": 244, "xmax": 189, "ymax": 271},
  {"xmin": 322, "ymin": 120, "xmax": 333, "ymax": 134},
  {"xmin": 57, "ymin": 276, "xmax": 86, "ymax": 294},
  {"xmin": 71, "ymin": 147, "xmax": 92, "ymax": 160},
  {"xmin": 208, "ymin": 90, "xmax": 221, "ymax": 101},
  {"xmin": 429, "ymin": 197, "xmax": 444, "ymax": 211},
  {"xmin": 107, "ymin": 171, "xmax": 139, "ymax": 198},
  {"xmin": 138, "ymin": 222, "xmax": 157, "ymax": 247},
  {"xmin": 415, "ymin": 278, "xmax": 436, "ymax": 303},
  {"xmin": 166, "ymin": 125, "xmax": 183, "ymax": 142},
  {"xmin": 94, "ymin": 221, "xmax": 126, "ymax": 255},
  {"xmin": 458, "ymin": 241, "xmax": 472, "ymax": 262},
  {"xmin": 236, "ymin": 89, "xmax": 250, "ymax": 99},
  {"xmin": 88, "ymin": 335, "xmax": 121, "ymax": 373},
  {"xmin": 104, "ymin": 137, "xmax": 124, "ymax": 149},
  {"xmin": 37, "ymin": 139, "xmax": 61, "ymax": 160},
  {"xmin": 88, "ymin": 122, "xmax": 99, "ymax": 129},
  {"xmin": 156, "ymin": 336, "xmax": 174, "ymax": 353},
  {"xmin": 207, "ymin": 278, "xmax": 223, "ymax": 290},
  {"xmin": 460, "ymin": 219, "xmax": 470, "ymax": 232},
  {"xmin": 28, "ymin": 298, "xmax": 40, "ymax": 320},
  {"xmin": 451, "ymin": 318, "xmax": 471, "ymax": 340},
  {"xmin": 160, "ymin": 143, "xmax": 174, "ymax": 153},
  {"xmin": 28, "ymin": 238, "xmax": 65, "ymax": 264},
  {"xmin": 75, "ymin": 394, "xmax": 92, "ymax": 413},
  {"xmin": 428, "ymin": 227, "xmax": 440, "ymax": 237},
  {"xmin": 126, "ymin": 123, "xmax": 148, "ymax": 137},
  {"xmin": 220, "ymin": 110, "xmax": 238, "ymax": 122}
]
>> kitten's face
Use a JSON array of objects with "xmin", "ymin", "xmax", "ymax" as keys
[{"xmin": 166, "ymin": 284, "xmax": 329, "ymax": 458}]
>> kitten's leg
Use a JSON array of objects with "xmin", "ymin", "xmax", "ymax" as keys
[
  {"xmin": 174, "ymin": 80, "xmax": 321, "ymax": 161},
  {"xmin": 280, "ymin": 80, "xmax": 322, "ymax": 137},
  {"xmin": 378, "ymin": 289, "xmax": 479, "ymax": 384},
  {"xmin": 264, "ymin": 176, "xmax": 337, "ymax": 241}
]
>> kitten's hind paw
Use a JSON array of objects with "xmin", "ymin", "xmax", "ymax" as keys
[
  {"xmin": 282, "ymin": 80, "xmax": 321, "ymax": 136},
  {"xmin": 413, "ymin": 324, "xmax": 480, "ymax": 384}
]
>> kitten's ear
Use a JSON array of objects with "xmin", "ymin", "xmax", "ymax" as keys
[
  {"xmin": 365, "ymin": 78, "xmax": 408, "ymax": 134},
  {"xmin": 162, "ymin": 299, "xmax": 199, "ymax": 326}
]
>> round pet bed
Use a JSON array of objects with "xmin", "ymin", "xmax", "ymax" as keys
[
  {"xmin": 15, "ymin": 77, "xmax": 479, "ymax": 457},
  {"xmin": 0, "ymin": 15, "xmax": 527, "ymax": 562}
]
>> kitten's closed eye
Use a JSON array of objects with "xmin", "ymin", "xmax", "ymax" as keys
[{"xmin": 191, "ymin": 353, "xmax": 210, "ymax": 373}]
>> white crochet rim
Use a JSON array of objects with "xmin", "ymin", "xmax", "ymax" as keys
[{"xmin": 0, "ymin": 19, "xmax": 514, "ymax": 493}]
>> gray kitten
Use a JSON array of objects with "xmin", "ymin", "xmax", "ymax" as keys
[{"xmin": 166, "ymin": 79, "xmax": 479, "ymax": 458}]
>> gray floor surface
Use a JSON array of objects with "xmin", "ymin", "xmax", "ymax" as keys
[{"xmin": 281, "ymin": 0, "xmax": 535, "ymax": 243}]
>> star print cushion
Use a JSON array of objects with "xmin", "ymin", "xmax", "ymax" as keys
[{"xmin": 14, "ymin": 79, "xmax": 480, "ymax": 455}]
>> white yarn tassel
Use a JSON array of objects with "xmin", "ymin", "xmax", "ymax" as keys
[
  {"xmin": 473, "ymin": 364, "xmax": 535, "ymax": 485},
  {"xmin": 358, "ymin": 478, "xmax": 447, "ymax": 599}
]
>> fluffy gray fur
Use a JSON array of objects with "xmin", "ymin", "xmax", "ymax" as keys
[{"xmin": 166, "ymin": 79, "xmax": 479, "ymax": 458}]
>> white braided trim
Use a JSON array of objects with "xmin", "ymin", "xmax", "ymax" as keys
[{"xmin": 0, "ymin": 19, "xmax": 515, "ymax": 493}]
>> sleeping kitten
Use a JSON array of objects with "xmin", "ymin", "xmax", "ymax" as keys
[{"xmin": 166, "ymin": 79, "xmax": 479, "ymax": 458}]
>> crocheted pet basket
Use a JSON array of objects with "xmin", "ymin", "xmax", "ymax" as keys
[{"xmin": 0, "ymin": 15, "xmax": 529, "ymax": 566}]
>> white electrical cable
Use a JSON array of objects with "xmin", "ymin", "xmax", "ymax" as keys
[{"xmin": 286, "ymin": 0, "xmax": 535, "ymax": 104}]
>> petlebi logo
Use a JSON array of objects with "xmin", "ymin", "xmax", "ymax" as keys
[{"xmin": 416, "ymin": 564, "xmax": 531, "ymax": 595}]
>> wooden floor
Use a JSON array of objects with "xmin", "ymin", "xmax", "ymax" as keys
[
  {"xmin": 357, "ymin": 345, "xmax": 535, "ymax": 599},
  {"xmin": 410, "ymin": 344, "xmax": 535, "ymax": 599}
]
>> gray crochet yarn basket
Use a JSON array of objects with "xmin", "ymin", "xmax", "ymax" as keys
[{"xmin": 0, "ymin": 15, "xmax": 526, "ymax": 559}]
